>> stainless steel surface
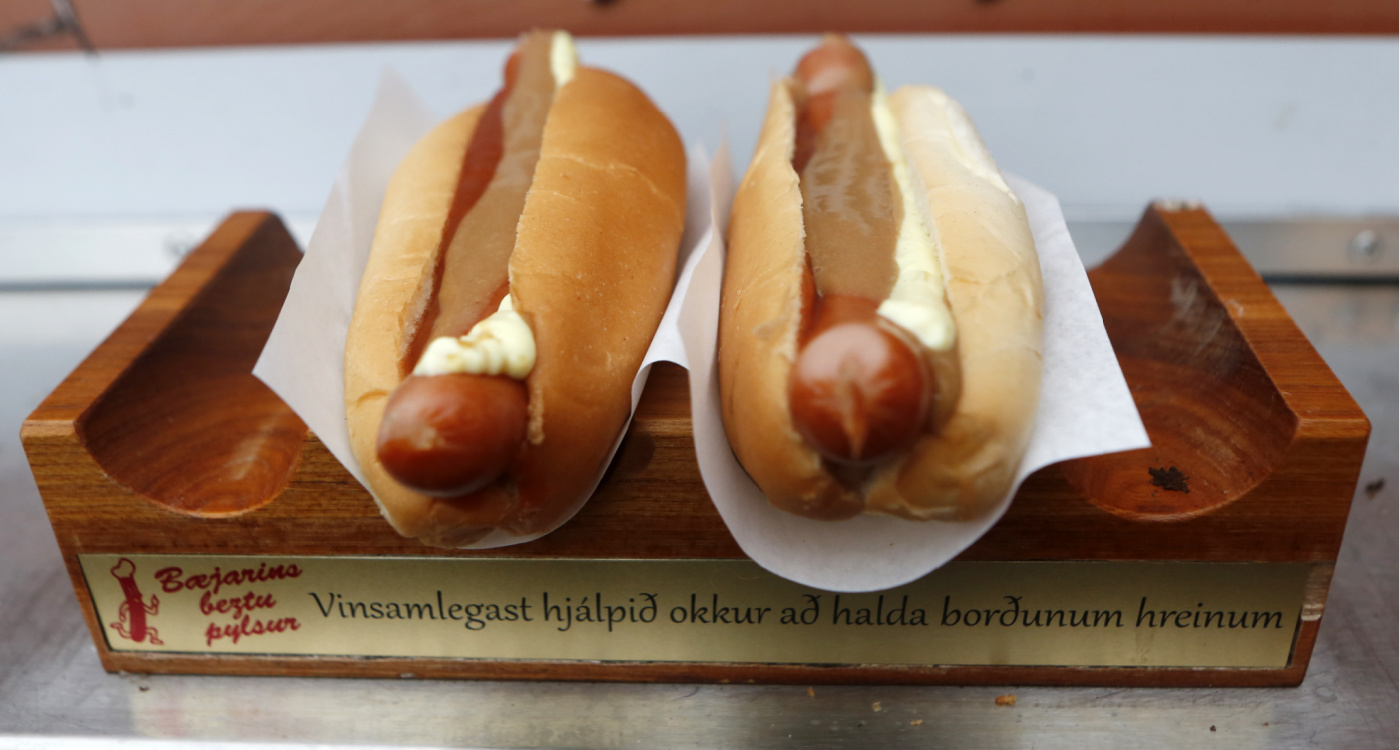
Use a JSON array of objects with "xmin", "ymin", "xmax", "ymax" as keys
[
  {"xmin": 4, "ymin": 216, "xmax": 1392, "ymax": 290},
  {"xmin": 5, "ymin": 741, "xmax": 447, "ymax": 750},
  {"xmin": 0, "ymin": 278, "xmax": 1394, "ymax": 747},
  {"xmin": 0, "ymin": 218, "xmax": 317, "ymax": 290},
  {"xmin": 1070, "ymin": 216, "xmax": 1400, "ymax": 276}
]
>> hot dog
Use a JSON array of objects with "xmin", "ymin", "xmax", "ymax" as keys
[
  {"xmin": 345, "ymin": 30, "xmax": 686, "ymax": 546},
  {"xmin": 719, "ymin": 35, "xmax": 1043, "ymax": 521}
]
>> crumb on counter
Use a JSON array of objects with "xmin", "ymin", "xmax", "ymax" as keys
[{"xmin": 996, "ymin": 694, "xmax": 1016, "ymax": 707}]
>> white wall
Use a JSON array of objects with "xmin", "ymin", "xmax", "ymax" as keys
[{"xmin": 0, "ymin": 35, "xmax": 1395, "ymax": 275}]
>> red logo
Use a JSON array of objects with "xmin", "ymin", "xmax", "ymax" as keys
[{"xmin": 109, "ymin": 558, "xmax": 164, "ymax": 645}]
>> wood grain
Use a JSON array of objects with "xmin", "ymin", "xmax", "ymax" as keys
[
  {"xmin": 76, "ymin": 213, "xmax": 307, "ymax": 516},
  {"xmin": 0, "ymin": 0, "xmax": 80, "ymax": 52},
  {"xmin": 21, "ymin": 206, "xmax": 1369, "ymax": 685},
  {"xmin": 0, "ymin": 0, "xmax": 1393, "ymax": 53}
]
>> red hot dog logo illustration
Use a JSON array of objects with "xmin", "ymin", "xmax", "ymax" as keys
[
  {"xmin": 109, "ymin": 557, "xmax": 164, "ymax": 645},
  {"xmin": 104, "ymin": 558, "xmax": 306, "ymax": 648}
]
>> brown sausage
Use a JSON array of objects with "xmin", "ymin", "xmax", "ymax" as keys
[
  {"xmin": 795, "ymin": 34, "xmax": 876, "ymax": 101},
  {"xmin": 377, "ymin": 374, "xmax": 529, "ymax": 496},
  {"xmin": 790, "ymin": 296, "xmax": 929, "ymax": 464},
  {"xmin": 788, "ymin": 35, "xmax": 932, "ymax": 465},
  {"xmin": 412, "ymin": 31, "xmax": 556, "ymax": 362},
  {"xmin": 403, "ymin": 67, "xmax": 509, "ymax": 371},
  {"xmin": 792, "ymin": 34, "xmax": 875, "ymax": 174},
  {"xmin": 376, "ymin": 31, "xmax": 556, "ymax": 496}
]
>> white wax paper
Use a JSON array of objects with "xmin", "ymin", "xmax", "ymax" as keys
[
  {"xmin": 672, "ymin": 153, "xmax": 1151, "ymax": 593},
  {"xmin": 255, "ymin": 69, "xmax": 1149, "ymax": 585},
  {"xmin": 253, "ymin": 70, "xmax": 714, "ymax": 548}
]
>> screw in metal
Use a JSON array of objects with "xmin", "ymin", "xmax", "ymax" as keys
[
  {"xmin": 1348, "ymin": 230, "xmax": 1383, "ymax": 266},
  {"xmin": 164, "ymin": 232, "xmax": 197, "ymax": 260}
]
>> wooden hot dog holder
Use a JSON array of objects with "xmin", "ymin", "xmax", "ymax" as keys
[{"xmin": 22, "ymin": 204, "xmax": 1369, "ymax": 686}]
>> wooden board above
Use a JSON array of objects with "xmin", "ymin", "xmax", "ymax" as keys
[{"xmin": 2, "ymin": 0, "xmax": 1395, "ymax": 53}]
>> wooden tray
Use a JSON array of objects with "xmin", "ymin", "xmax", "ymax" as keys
[{"xmin": 22, "ymin": 205, "xmax": 1369, "ymax": 686}]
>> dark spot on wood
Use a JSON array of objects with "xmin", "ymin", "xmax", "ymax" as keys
[{"xmin": 1149, "ymin": 466, "xmax": 1190, "ymax": 493}]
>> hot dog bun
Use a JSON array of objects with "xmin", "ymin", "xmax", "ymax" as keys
[
  {"xmin": 346, "ymin": 66, "xmax": 686, "ymax": 547},
  {"xmin": 865, "ymin": 86, "xmax": 1043, "ymax": 520},
  {"xmin": 719, "ymin": 78, "xmax": 1042, "ymax": 522}
]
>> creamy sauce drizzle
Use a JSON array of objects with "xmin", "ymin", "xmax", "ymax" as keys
[
  {"xmin": 869, "ymin": 79, "xmax": 956, "ymax": 353},
  {"xmin": 415, "ymin": 31, "xmax": 577, "ymax": 379}
]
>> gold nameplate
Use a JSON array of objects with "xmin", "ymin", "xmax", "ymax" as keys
[{"xmin": 80, "ymin": 555, "xmax": 1308, "ymax": 668}]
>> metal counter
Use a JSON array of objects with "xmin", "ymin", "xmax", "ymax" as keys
[{"xmin": 0, "ymin": 277, "xmax": 1394, "ymax": 749}]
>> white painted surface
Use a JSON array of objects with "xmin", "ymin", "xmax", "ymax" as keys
[
  {"xmin": 0, "ymin": 36, "xmax": 1394, "ymax": 281},
  {"xmin": 1, "ymin": 36, "xmax": 1395, "ymax": 219}
]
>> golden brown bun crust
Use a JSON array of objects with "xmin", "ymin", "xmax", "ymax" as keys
[
  {"xmin": 868, "ymin": 85, "xmax": 1043, "ymax": 521},
  {"xmin": 508, "ymin": 67, "xmax": 686, "ymax": 535},
  {"xmin": 720, "ymin": 81, "xmax": 1043, "ymax": 522},
  {"xmin": 345, "ymin": 67, "xmax": 686, "ymax": 546},
  {"xmin": 719, "ymin": 81, "xmax": 860, "ymax": 520},
  {"xmin": 345, "ymin": 105, "xmax": 515, "ymax": 547}
]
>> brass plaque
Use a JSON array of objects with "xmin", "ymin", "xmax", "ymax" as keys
[{"xmin": 80, "ymin": 555, "xmax": 1308, "ymax": 668}]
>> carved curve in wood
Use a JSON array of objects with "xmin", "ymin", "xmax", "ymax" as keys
[{"xmin": 75, "ymin": 214, "xmax": 309, "ymax": 517}]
